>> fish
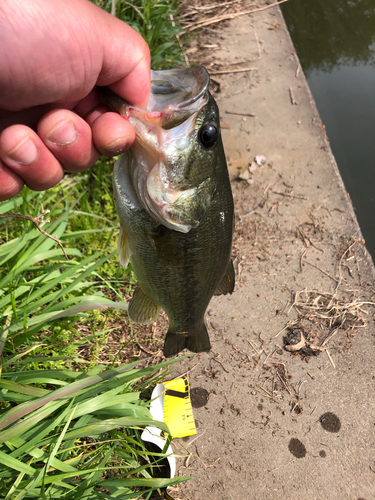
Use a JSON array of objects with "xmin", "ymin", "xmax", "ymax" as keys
[{"xmin": 104, "ymin": 66, "xmax": 235, "ymax": 357}]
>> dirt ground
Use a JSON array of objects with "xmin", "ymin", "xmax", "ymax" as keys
[{"xmin": 158, "ymin": 3, "xmax": 375, "ymax": 500}]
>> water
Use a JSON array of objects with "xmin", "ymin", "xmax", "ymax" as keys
[{"xmin": 282, "ymin": 0, "xmax": 375, "ymax": 259}]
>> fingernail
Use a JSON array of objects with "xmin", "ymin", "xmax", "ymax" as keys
[
  {"xmin": 8, "ymin": 136, "xmax": 38, "ymax": 165},
  {"xmin": 46, "ymin": 120, "xmax": 77, "ymax": 146},
  {"xmin": 103, "ymin": 137, "xmax": 130, "ymax": 154}
]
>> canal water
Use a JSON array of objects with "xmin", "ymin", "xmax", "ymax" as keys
[{"xmin": 281, "ymin": 0, "xmax": 375, "ymax": 260}]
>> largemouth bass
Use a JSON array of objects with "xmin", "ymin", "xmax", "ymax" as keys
[{"xmin": 105, "ymin": 66, "xmax": 234, "ymax": 357}]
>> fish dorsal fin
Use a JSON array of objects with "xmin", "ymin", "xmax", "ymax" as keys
[
  {"xmin": 214, "ymin": 259, "xmax": 235, "ymax": 296},
  {"xmin": 148, "ymin": 227, "xmax": 182, "ymax": 266},
  {"xmin": 128, "ymin": 285, "xmax": 160, "ymax": 325},
  {"xmin": 117, "ymin": 225, "xmax": 131, "ymax": 268}
]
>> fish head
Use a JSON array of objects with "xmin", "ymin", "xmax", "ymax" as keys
[{"xmin": 125, "ymin": 66, "xmax": 223, "ymax": 232}]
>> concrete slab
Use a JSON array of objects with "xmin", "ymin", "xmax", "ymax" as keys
[{"xmin": 169, "ymin": 4, "xmax": 375, "ymax": 500}]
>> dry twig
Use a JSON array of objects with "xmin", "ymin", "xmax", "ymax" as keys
[
  {"xmin": 209, "ymin": 67, "xmax": 256, "ymax": 75},
  {"xmin": 272, "ymin": 190, "xmax": 307, "ymax": 200},
  {"xmin": 273, "ymin": 320, "xmax": 298, "ymax": 338},
  {"xmin": 226, "ymin": 110, "xmax": 255, "ymax": 117},
  {"xmin": 289, "ymin": 87, "xmax": 298, "ymax": 105},
  {"xmin": 0, "ymin": 211, "xmax": 69, "ymax": 260},
  {"xmin": 290, "ymin": 289, "xmax": 374, "ymax": 349},
  {"xmin": 303, "ymin": 260, "xmax": 339, "ymax": 283},
  {"xmin": 136, "ymin": 343, "xmax": 161, "ymax": 356},
  {"xmin": 326, "ymin": 349, "xmax": 336, "ymax": 369},
  {"xmin": 180, "ymin": 0, "xmax": 289, "ymax": 33}
]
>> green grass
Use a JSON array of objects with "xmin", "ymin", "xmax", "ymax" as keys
[
  {"xmin": 94, "ymin": 0, "xmax": 186, "ymax": 69},
  {"xmin": 0, "ymin": 178, "xmax": 189, "ymax": 498},
  {"xmin": 0, "ymin": 1, "xmax": 191, "ymax": 498},
  {"xmin": 0, "ymin": 357, "xmax": 190, "ymax": 499},
  {"xmin": 0, "ymin": 185, "xmax": 125, "ymax": 358},
  {"xmin": 0, "ymin": 183, "xmax": 190, "ymax": 499}
]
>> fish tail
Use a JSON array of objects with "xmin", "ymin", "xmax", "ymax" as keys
[
  {"xmin": 163, "ymin": 324, "xmax": 211, "ymax": 357},
  {"xmin": 163, "ymin": 333, "xmax": 188, "ymax": 358},
  {"xmin": 186, "ymin": 326, "xmax": 211, "ymax": 353}
]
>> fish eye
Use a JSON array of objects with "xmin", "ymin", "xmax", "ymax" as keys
[{"xmin": 199, "ymin": 124, "xmax": 218, "ymax": 148}]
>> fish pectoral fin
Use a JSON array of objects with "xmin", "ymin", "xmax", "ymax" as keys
[
  {"xmin": 214, "ymin": 259, "xmax": 235, "ymax": 296},
  {"xmin": 117, "ymin": 225, "xmax": 131, "ymax": 268},
  {"xmin": 128, "ymin": 285, "xmax": 160, "ymax": 325},
  {"xmin": 148, "ymin": 227, "xmax": 182, "ymax": 266}
]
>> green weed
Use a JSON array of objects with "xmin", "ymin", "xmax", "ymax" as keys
[
  {"xmin": 0, "ymin": 357, "xmax": 190, "ymax": 498},
  {"xmin": 93, "ymin": 0, "xmax": 186, "ymax": 69}
]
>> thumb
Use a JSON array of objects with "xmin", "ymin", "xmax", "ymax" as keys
[{"xmin": 92, "ymin": 5, "xmax": 151, "ymax": 108}]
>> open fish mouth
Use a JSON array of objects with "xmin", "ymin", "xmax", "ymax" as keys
[
  {"xmin": 108, "ymin": 67, "xmax": 212, "ymax": 232},
  {"xmin": 147, "ymin": 66, "xmax": 210, "ymax": 129}
]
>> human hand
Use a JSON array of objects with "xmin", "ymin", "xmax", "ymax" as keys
[{"xmin": 0, "ymin": 0, "xmax": 151, "ymax": 201}]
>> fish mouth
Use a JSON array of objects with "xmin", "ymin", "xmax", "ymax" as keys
[
  {"xmin": 148, "ymin": 66, "xmax": 210, "ymax": 129},
  {"xmin": 125, "ymin": 67, "xmax": 211, "ymax": 232}
]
